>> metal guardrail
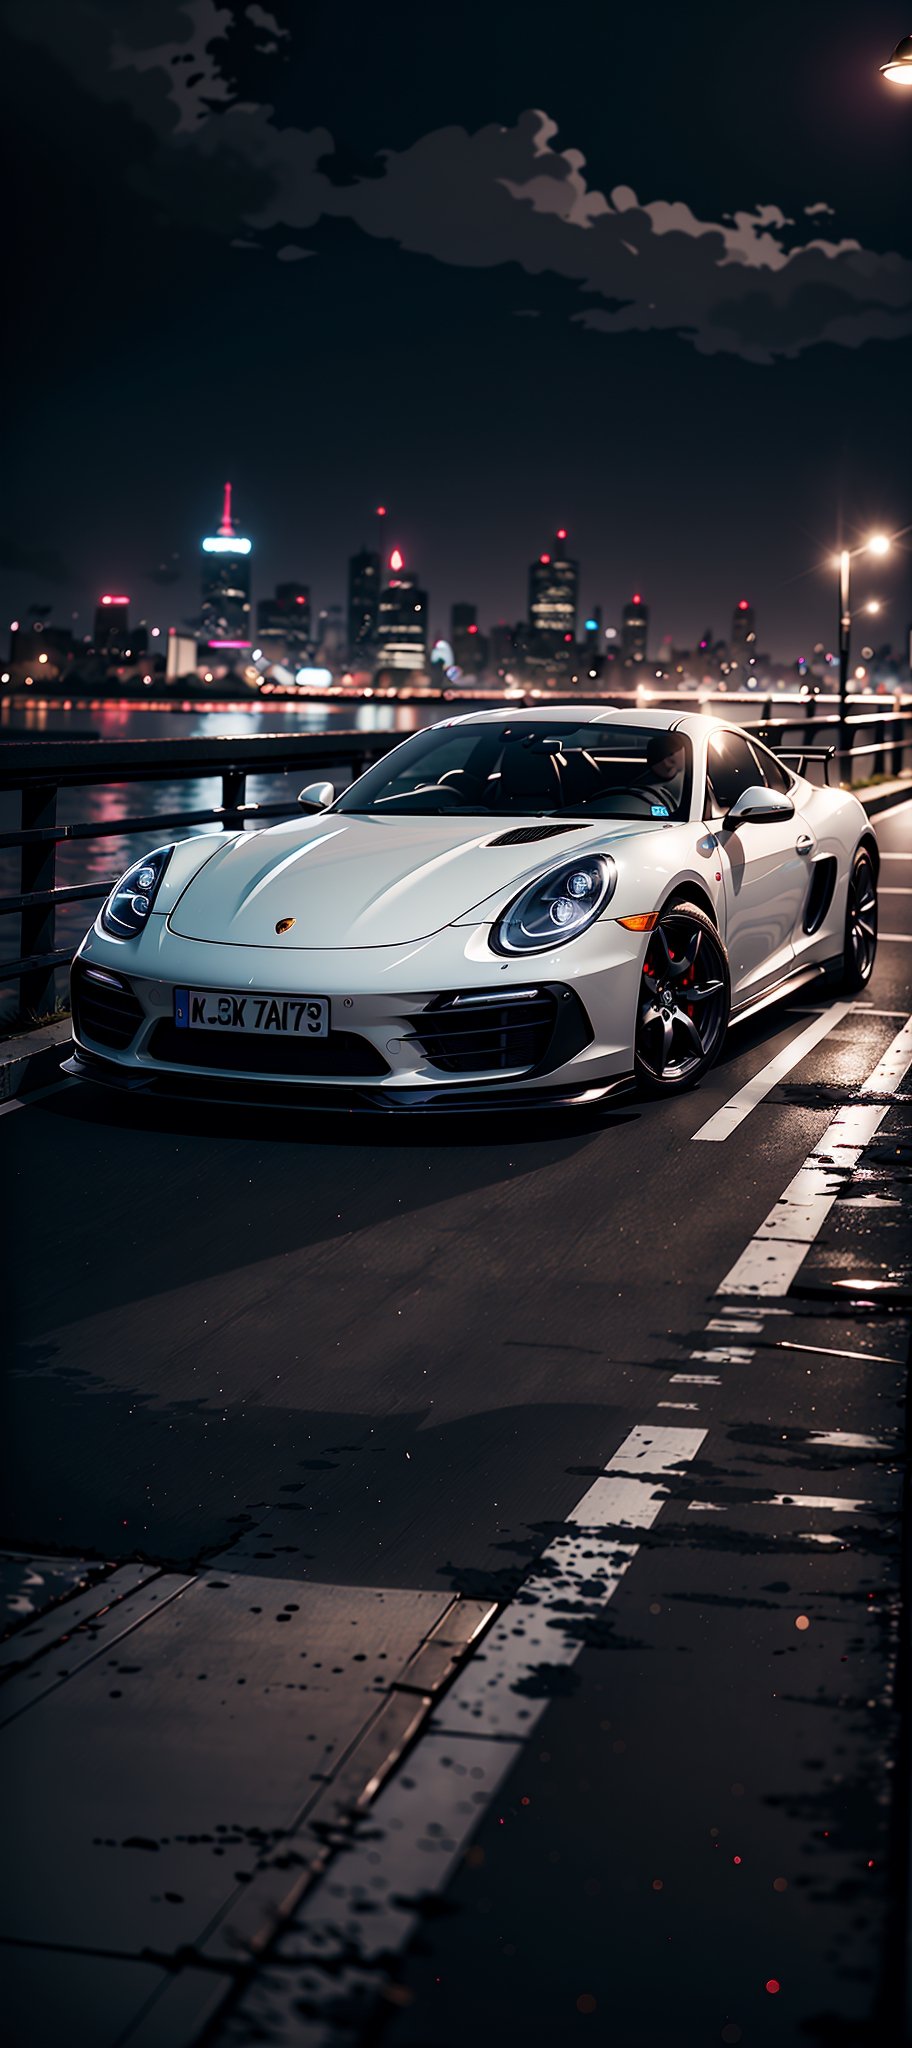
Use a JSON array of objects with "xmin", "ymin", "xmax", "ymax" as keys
[
  {"xmin": 0, "ymin": 713, "xmax": 909, "ymax": 1018},
  {"xmin": 0, "ymin": 732, "xmax": 398, "ymax": 1014}
]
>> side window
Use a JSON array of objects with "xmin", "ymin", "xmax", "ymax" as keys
[
  {"xmin": 706, "ymin": 732, "xmax": 761, "ymax": 815},
  {"xmin": 747, "ymin": 738, "xmax": 793, "ymax": 795}
]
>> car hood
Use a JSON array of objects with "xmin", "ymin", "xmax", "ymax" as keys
[{"xmin": 167, "ymin": 812, "xmax": 655, "ymax": 949}]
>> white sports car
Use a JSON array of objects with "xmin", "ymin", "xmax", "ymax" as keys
[{"xmin": 67, "ymin": 709, "xmax": 879, "ymax": 1110}]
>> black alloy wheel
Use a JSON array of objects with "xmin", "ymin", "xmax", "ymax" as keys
[
  {"xmin": 839, "ymin": 848, "xmax": 878, "ymax": 991},
  {"xmin": 634, "ymin": 902, "xmax": 730, "ymax": 1095}
]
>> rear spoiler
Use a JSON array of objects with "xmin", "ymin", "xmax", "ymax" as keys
[{"xmin": 763, "ymin": 743, "xmax": 835, "ymax": 786}]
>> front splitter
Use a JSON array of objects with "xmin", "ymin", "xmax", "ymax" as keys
[{"xmin": 62, "ymin": 1047, "xmax": 634, "ymax": 1116}]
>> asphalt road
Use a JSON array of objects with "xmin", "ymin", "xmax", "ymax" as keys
[{"xmin": 2, "ymin": 798, "xmax": 911, "ymax": 2048}]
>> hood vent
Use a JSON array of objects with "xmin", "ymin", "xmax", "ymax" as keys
[{"xmin": 486, "ymin": 823, "xmax": 593, "ymax": 848}]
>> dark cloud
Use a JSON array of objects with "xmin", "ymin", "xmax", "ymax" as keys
[{"xmin": 7, "ymin": 1, "xmax": 912, "ymax": 364}]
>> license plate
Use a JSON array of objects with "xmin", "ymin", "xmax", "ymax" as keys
[{"xmin": 174, "ymin": 988, "xmax": 329, "ymax": 1037}]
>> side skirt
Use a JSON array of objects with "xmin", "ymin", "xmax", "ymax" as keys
[{"xmin": 728, "ymin": 960, "xmax": 833, "ymax": 1028}]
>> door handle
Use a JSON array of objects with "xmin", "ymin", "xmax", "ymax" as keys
[{"xmin": 795, "ymin": 833, "xmax": 813, "ymax": 854}]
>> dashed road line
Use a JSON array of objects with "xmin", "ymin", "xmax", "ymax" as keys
[
  {"xmin": 692, "ymin": 1001, "xmax": 852, "ymax": 1142},
  {"xmin": 716, "ymin": 1013, "xmax": 912, "ymax": 1298},
  {"xmin": 764, "ymin": 1493, "xmax": 871, "ymax": 1511},
  {"xmin": 809, "ymin": 1430, "xmax": 895, "ymax": 1450}
]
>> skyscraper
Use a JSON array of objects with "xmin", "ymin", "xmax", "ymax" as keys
[
  {"xmin": 348, "ymin": 548, "xmax": 381, "ymax": 658},
  {"xmin": 93, "ymin": 593, "xmax": 130, "ymax": 656},
  {"xmin": 376, "ymin": 549, "xmax": 428, "ymax": 672},
  {"xmin": 621, "ymin": 593, "xmax": 649, "ymax": 663},
  {"xmin": 731, "ymin": 599, "xmax": 756, "ymax": 652},
  {"xmin": 528, "ymin": 529, "xmax": 579, "ymax": 648},
  {"xmin": 451, "ymin": 602, "xmax": 486, "ymax": 675},
  {"xmin": 200, "ymin": 482, "xmax": 252, "ymax": 648},
  {"xmin": 256, "ymin": 583, "xmax": 311, "ymax": 665}
]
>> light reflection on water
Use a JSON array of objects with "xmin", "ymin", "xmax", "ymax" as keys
[{"xmin": 0, "ymin": 699, "xmax": 438, "ymax": 1008}]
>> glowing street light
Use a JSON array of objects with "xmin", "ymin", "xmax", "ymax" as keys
[
  {"xmin": 881, "ymin": 33, "xmax": 912, "ymax": 83},
  {"xmin": 834, "ymin": 532, "xmax": 897, "ymax": 742}
]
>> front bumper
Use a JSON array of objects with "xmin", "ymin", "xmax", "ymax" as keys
[{"xmin": 69, "ymin": 915, "xmax": 645, "ymax": 1107}]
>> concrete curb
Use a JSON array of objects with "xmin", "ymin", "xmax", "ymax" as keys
[
  {"xmin": 0, "ymin": 780, "xmax": 907, "ymax": 1105},
  {"xmin": 859, "ymin": 777, "xmax": 912, "ymax": 816},
  {"xmin": 0, "ymin": 1018, "xmax": 72, "ymax": 1103}
]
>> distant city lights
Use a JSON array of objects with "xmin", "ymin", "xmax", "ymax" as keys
[
  {"xmin": 202, "ymin": 535, "xmax": 252, "ymax": 554},
  {"xmin": 390, "ymin": 547, "xmax": 404, "ymax": 573},
  {"xmin": 101, "ymin": 594, "xmax": 129, "ymax": 606}
]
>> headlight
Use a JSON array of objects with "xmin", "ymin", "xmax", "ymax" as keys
[
  {"xmin": 101, "ymin": 845, "xmax": 174, "ymax": 938},
  {"xmin": 491, "ymin": 854, "xmax": 617, "ymax": 954}
]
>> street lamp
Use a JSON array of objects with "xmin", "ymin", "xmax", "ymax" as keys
[
  {"xmin": 881, "ymin": 33, "xmax": 912, "ymax": 83},
  {"xmin": 836, "ymin": 534, "xmax": 891, "ymax": 744}
]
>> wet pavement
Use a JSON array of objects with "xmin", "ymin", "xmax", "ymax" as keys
[{"xmin": 1, "ymin": 799, "xmax": 910, "ymax": 2048}]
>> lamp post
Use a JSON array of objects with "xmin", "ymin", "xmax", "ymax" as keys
[
  {"xmin": 836, "ymin": 534, "xmax": 891, "ymax": 758},
  {"xmin": 880, "ymin": 33, "xmax": 912, "ymax": 83}
]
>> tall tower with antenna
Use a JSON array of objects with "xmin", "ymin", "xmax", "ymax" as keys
[{"xmin": 200, "ymin": 481, "xmax": 253, "ymax": 648}]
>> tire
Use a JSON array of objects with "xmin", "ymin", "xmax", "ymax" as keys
[
  {"xmin": 837, "ymin": 847, "xmax": 878, "ymax": 992},
  {"xmin": 634, "ymin": 901, "xmax": 731, "ymax": 1096}
]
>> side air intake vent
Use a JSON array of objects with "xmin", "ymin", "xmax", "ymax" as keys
[{"xmin": 803, "ymin": 856, "xmax": 837, "ymax": 935}]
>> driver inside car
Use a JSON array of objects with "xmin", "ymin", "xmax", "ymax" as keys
[{"xmin": 633, "ymin": 732, "xmax": 688, "ymax": 815}]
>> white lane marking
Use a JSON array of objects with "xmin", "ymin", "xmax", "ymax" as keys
[
  {"xmin": 721, "ymin": 1304, "xmax": 793, "ymax": 1316},
  {"xmin": 717, "ymin": 1013, "xmax": 912, "ymax": 1297},
  {"xmin": 776, "ymin": 1340, "xmax": 900, "ymax": 1366},
  {"xmin": 658, "ymin": 1400, "xmax": 699, "ymax": 1410},
  {"xmin": 880, "ymin": 851, "xmax": 912, "ymax": 860},
  {"xmin": 879, "ymin": 886, "xmax": 912, "ymax": 894},
  {"xmin": 0, "ymin": 1078, "xmax": 75, "ymax": 1118},
  {"xmin": 692, "ymin": 1002, "xmax": 852, "ymax": 1142},
  {"xmin": 672, "ymin": 1372, "xmax": 721, "ymax": 1385},
  {"xmin": 690, "ymin": 1345, "xmax": 755, "ymax": 1365},
  {"xmin": 707, "ymin": 1314, "xmax": 765, "ymax": 1333},
  {"xmin": 261, "ymin": 1426, "xmax": 705, "ymax": 2024},
  {"xmin": 688, "ymin": 1501, "xmax": 725, "ymax": 1512},
  {"xmin": 763, "ymin": 1493, "xmax": 871, "ymax": 1511},
  {"xmin": 879, "ymin": 932, "xmax": 912, "ymax": 942},
  {"xmin": 809, "ymin": 1431, "xmax": 895, "ymax": 1450},
  {"xmin": 855, "ymin": 1008, "xmax": 908, "ymax": 1017}
]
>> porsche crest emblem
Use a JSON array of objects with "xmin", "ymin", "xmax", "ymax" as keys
[{"xmin": 275, "ymin": 917, "xmax": 296, "ymax": 934}]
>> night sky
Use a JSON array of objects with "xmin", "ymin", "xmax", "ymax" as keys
[{"xmin": 3, "ymin": 0, "xmax": 911, "ymax": 656}]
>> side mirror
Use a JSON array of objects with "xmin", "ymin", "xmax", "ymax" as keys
[
  {"xmin": 297, "ymin": 780, "xmax": 335, "ymax": 812},
  {"xmin": 723, "ymin": 784, "xmax": 794, "ymax": 829}
]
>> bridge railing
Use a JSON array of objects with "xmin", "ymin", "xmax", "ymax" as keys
[
  {"xmin": 0, "ymin": 715, "xmax": 909, "ymax": 1019},
  {"xmin": 0, "ymin": 732, "xmax": 398, "ymax": 1016}
]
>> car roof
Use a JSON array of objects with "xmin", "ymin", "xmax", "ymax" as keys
[{"xmin": 436, "ymin": 706, "xmax": 726, "ymax": 739}]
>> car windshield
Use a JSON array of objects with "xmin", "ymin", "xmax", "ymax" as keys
[{"xmin": 336, "ymin": 722, "xmax": 693, "ymax": 821}]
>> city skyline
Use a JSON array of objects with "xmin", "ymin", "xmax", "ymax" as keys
[{"xmin": 6, "ymin": 487, "xmax": 907, "ymax": 677}]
